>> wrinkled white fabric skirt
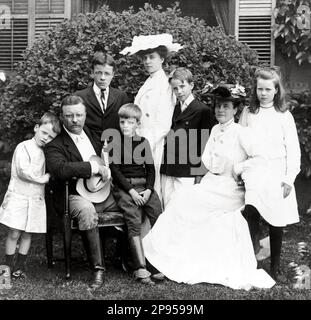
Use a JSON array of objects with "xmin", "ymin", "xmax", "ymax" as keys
[
  {"xmin": 143, "ymin": 172, "xmax": 275, "ymax": 290},
  {"xmin": 243, "ymin": 157, "xmax": 299, "ymax": 227}
]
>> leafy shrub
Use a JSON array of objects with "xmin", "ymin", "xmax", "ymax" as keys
[
  {"xmin": 273, "ymin": 0, "xmax": 311, "ymax": 65},
  {"xmin": 288, "ymin": 91, "xmax": 311, "ymax": 177},
  {"xmin": 0, "ymin": 3, "xmax": 260, "ymax": 149}
]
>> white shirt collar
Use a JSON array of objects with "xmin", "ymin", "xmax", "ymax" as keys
[
  {"xmin": 63, "ymin": 125, "xmax": 87, "ymax": 143},
  {"xmin": 260, "ymin": 101, "xmax": 274, "ymax": 109},
  {"xmin": 218, "ymin": 118, "xmax": 235, "ymax": 131},
  {"xmin": 93, "ymin": 82, "xmax": 109, "ymax": 97},
  {"xmin": 149, "ymin": 68, "xmax": 165, "ymax": 79},
  {"xmin": 181, "ymin": 94, "xmax": 194, "ymax": 110}
]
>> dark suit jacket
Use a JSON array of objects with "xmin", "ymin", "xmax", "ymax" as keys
[
  {"xmin": 44, "ymin": 126, "xmax": 102, "ymax": 215},
  {"xmin": 160, "ymin": 99, "xmax": 215, "ymax": 177},
  {"xmin": 75, "ymin": 84, "xmax": 130, "ymax": 145}
]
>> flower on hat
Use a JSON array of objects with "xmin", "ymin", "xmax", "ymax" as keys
[
  {"xmin": 230, "ymin": 84, "xmax": 246, "ymax": 98},
  {"xmin": 201, "ymin": 82, "xmax": 246, "ymax": 99},
  {"xmin": 120, "ymin": 33, "xmax": 182, "ymax": 56}
]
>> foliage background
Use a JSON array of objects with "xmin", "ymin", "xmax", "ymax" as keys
[
  {"xmin": 0, "ymin": 3, "xmax": 310, "ymax": 176},
  {"xmin": 273, "ymin": 0, "xmax": 311, "ymax": 65},
  {"xmin": 0, "ymin": 3, "xmax": 259, "ymax": 145}
]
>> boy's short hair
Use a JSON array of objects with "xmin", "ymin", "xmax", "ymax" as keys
[
  {"xmin": 91, "ymin": 52, "xmax": 115, "ymax": 70},
  {"xmin": 61, "ymin": 95, "xmax": 85, "ymax": 111},
  {"xmin": 38, "ymin": 111, "xmax": 61, "ymax": 134},
  {"xmin": 169, "ymin": 67, "xmax": 193, "ymax": 84},
  {"xmin": 118, "ymin": 103, "xmax": 142, "ymax": 122}
]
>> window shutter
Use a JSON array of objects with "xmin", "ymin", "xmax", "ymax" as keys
[
  {"xmin": 33, "ymin": 0, "xmax": 70, "ymax": 41},
  {"xmin": 0, "ymin": 0, "xmax": 70, "ymax": 70},
  {"xmin": 0, "ymin": 1, "xmax": 28, "ymax": 70},
  {"xmin": 236, "ymin": 0, "xmax": 276, "ymax": 65}
]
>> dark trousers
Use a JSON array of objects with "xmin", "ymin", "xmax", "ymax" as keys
[{"xmin": 113, "ymin": 178, "xmax": 162, "ymax": 237}]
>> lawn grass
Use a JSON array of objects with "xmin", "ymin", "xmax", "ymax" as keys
[{"xmin": 0, "ymin": 176, "xmax": 311, "ymax": 300}]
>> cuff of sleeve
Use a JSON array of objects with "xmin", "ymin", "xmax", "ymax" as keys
[{"xmin": 90, "ymin": 161, "xmax": 99, "ymax": 175}]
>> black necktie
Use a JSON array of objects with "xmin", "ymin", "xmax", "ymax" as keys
[
  {"xmin": 100, "ymin": 89, "xmax": 106, "ymax": 111},
  {"xmin": 175, "ymin": 101, "xmax": 182, "ymax": 118}
]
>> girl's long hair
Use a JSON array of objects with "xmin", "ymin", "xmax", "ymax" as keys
[{"xmin": 249, "ymin": 67, "xmax": 288, "ymax": 113}]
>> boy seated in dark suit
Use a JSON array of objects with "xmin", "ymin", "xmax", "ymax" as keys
[
  {"xmin": 109, "ymin": 103, "xmax": 162, "ymax": 285},
  {"xmin": 161, "ymin": 67, "xmax": 215, "ymax": 208}
]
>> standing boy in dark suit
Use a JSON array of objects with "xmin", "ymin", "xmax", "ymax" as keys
[
  {"xmin": 160, "ymin": 68, "xmax": 215, "ymax": 208},
  {"xmin": 75, "ymin": 52, "xmax": 130, "ymax": 146}
]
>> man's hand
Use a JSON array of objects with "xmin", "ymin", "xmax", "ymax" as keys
[
  {"xmin": 281, "ymin": 182, "xmax": 292, "ymax": 198},
  {"xmin": 139, "ymin": 189, "xmax": 152, "ymax": 204},
  {"xmin": 44, "ymin": 173, "xmax": 51, "ymax": 183},
  {"xmin": 98, "ymin": 165, "xmax": 110, "ymax": 181},
  {"xmin": 129, "ymin": 188, "xmax": 145, "ymax": 206}
]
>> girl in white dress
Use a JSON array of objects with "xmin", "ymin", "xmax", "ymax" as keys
[
  {"xmin": 0, "ymin": 112, "xmax": 60, "ymax": 278},
  {"xmin": 142, "ymin": 84, "xmax": 275, "ymax": 290},
  {"xmin": 120, "ymin": 34, "xmax": 182, "ymax": 203},
  {"xmin": 239, "ymin": 67, "xmax": 301, "ymax": 282}
]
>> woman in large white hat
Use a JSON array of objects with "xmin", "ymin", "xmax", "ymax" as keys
[{"xmin": 120, "ymin": 34, "xmax": 182, "ymax": 205}]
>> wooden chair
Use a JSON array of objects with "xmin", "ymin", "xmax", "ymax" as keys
[{"xmin": 45, "ymin": 180, "xmax": 127, "ymax": 279}]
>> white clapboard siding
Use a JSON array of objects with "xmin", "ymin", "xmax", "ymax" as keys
[{"xmin": 236, "ymin": 0, "xmax": 276, "ymax": 65}]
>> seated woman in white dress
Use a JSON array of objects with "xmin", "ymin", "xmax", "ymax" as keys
[{"xmin": 143, "ymin": 84, "xmax": 275, "ymax": 290}]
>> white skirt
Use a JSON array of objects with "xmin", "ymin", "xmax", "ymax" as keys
[
  {"xmin": 143, "ymin": 173, "xmax": 275, "ymax": 290},
  {"xmin": 243, "ymin": 157, "xmax": 299, "ymax": 227}
]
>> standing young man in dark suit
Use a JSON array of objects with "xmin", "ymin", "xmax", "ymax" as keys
[
  {"xmin": 75, "ymin": 52, "xmax": 130, "ymax": 146},
  {"xmin": 160, "ymin": 68, "xmax": 215, "ymax": 208},
  {"xmin": 45, "ymin": 95, "xmax": 119, "ymax": 290}
]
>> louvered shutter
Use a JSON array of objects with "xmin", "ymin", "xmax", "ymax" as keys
[
  {"xmin": 33, "ymin": 0, "xmax": 70, "ymax": 41},
  {"xmin": 0, "ymin": 0, "xmax": 28, "ymax": 70},
  {"xmin": 236, "ymin": 0, "xmax": 276, "ymax": 65},
  {"xmin": 0, "ymin": 0, "xmax": 70, "ymax": 71}
]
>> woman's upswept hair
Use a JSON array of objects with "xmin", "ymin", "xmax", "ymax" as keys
[
  {"xmin": 249, "ymin": 67, "xmax": 288, "ymax": 113},
  {"xmin": 137, "ymin": 45, "xmax": 169, "ymax": 60}
]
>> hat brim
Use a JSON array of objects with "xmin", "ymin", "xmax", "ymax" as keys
[
  {"xmin": 76, "ymin": 178, "xmax": 111, "ymax": 203},
  {"xmin": 120, "ymin": 43, "xmax": 182, "ymax": 56}
]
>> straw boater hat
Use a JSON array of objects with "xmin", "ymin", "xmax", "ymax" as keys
[
  {"xmin": 76, "ymin": 155, "xmax": 111, "ymax": 203},
  {"xmin": 120, "ymin": 33, "xmax": 182, "ymax": 56}
]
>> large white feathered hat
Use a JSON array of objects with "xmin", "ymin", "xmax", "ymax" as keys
[{"xmin": 120, "ymin": 33, "xmax": 182, "ymax": 56}]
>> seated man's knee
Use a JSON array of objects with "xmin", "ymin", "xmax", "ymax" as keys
[{"xmin": 69, "ymin": 196, "xmax": 98, "ymax": 230}]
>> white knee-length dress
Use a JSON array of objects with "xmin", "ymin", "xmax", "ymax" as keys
[{"xmin": 0, "ymin": 138, "xmax": 49, "ymax": 233}]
